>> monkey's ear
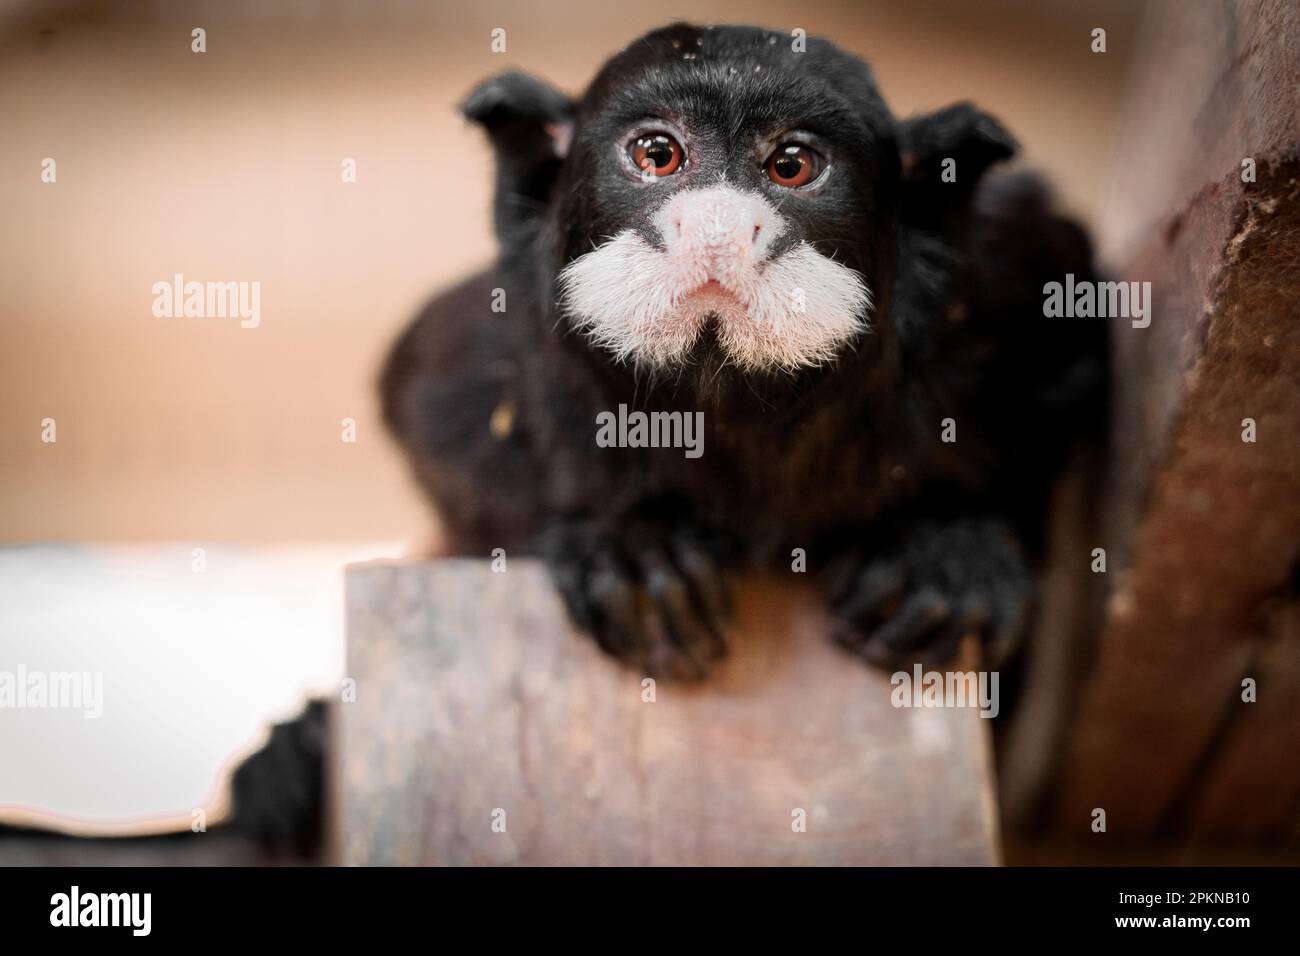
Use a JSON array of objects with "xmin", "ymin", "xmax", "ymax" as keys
[
  {"xmin": 898, "ymin": 103, "xmax": 1017, "ymax": 226},
  {"xmin": 462, "ymin": 72, "xmax": 574, "ymax": 238},
  {"xmin": 899, "ymin": 102, "xmax": 1017, "ymax": 186},
  {"xmin": 462, "ymin": 71, "xmax": 573, "ymax": 155}
]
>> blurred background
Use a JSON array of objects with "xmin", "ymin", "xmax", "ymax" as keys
[
  {"xmin": 0, "ymin": 0, "xmax": 1140, "ymax": 544},
  {"xmin": 4, "ymin": 0, "xmax": 1296, "ymax": 864}
]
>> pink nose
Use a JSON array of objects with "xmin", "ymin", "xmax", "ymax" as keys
[{"xmin": 655, "ymin": 187, "xmax": 781, "ymax": 272}]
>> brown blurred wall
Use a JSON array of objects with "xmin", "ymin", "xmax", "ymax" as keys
[{"xmin": 0, "ymin": 0, "xmax": 1139, "ymax": 542}]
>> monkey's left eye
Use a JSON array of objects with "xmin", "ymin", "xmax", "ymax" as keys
[
  {"xmin": 628, "ymin": 133, "xmax": 685, "ymax": 177},
  {"xmin": 765, "ymin": 144, "xmax": 825, "ymax": 188}
]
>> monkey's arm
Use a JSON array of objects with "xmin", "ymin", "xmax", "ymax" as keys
[
  {"xmin": 830, "ymin": 172, "xmax": 1105, "ymax": 670},
  {"xmin": 380, "ymin": 270, "xmax": 544, "ymax": 553}
]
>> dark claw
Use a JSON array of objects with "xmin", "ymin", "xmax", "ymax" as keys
[
  {"xmin": 536, "ymin": 514, "xmax": 734, "ymax": 681},
  {"xmin": 828, "ymin": 518, "xmax": 1032, "ymax": 671}
]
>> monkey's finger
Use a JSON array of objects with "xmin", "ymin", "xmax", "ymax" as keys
[
  {"xmin": 834, "ymin": 561, "xmax": 907, "ymax": 629},
  {"xmin": 668, "ymin": 527, "xmax": 733, "ymax": 622},
  {"xmin": 954, "ymin": 593, "xmax": 994, "ymax": 636},
  {"xmin": 546, "ymin": 556, "xmax": 598, "ymax": 634},
  {"xmin": 586, "ymin": 547, "xmax": 652, "ymax": 662},
  {"xmin": 825, "ymin": 553, "xmax": 864, "ymax": 604},
  {"xmin": 642, "ymin": 552, "xmax": 722, "ymax": 679},
  {"xmin": 858, "ymin": 587, "xmax": 952, "ymax": 666},
  {"xmin": 985, "ymin": 582, "xmax": 1031, "ymax": 668},
  {"xmin": 911, "ymin": 623, "xmax": 965, "ymax": 670}
]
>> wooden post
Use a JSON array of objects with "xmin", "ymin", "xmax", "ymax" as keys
[
  {"xmin": 1044, "ymin": 0, "xmax": 1300, "ymax": 846},
  {"xmin": 341, "ymin": 560, "xmax": 999, "ymax": 865}
]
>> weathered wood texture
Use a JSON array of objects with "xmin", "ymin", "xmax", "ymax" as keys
[
  {"xmin": 1048, "ymin": 0, "xmax": 1300, "ymax": 845},
  {"xmin": 341, "ymin": 560, "xmax": 998, "ymax": 865}
]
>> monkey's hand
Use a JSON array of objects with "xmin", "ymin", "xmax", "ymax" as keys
[
  {"xmin": 826, "ymin": 517, "xmax": 1032, "ymax": 670},
  {"xmin": 534, "ymin": 511, "xmax": 733, "ymax": 681}
]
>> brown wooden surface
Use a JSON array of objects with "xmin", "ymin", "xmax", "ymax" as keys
[
  {"xmin": 1049, "ymin": 0, "xmax": 1300, "ymax": 846},
  {"xmin": 341, "ymin": 560, "xmax": 999, "ymax": 865}
]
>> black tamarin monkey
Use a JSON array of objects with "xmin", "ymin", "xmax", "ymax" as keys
[{"xmin": 382, "ymin": 23, "xmax": 1106, "ymax": 680}]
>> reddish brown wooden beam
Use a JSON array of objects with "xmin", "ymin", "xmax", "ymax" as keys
[{"xmin": 1050, "ymin": 0, "xmax": 1300, "ymax": 845}]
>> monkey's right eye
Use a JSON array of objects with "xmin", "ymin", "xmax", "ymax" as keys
[{"xmin": 628, "ymin": 133, "xmax": 685, "ymax": 177}]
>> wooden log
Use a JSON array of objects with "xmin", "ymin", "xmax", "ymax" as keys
[
  {"xmin": 340, "ymin": 560, "xmax": 999, "ymax": 866},
  {"xmin": 1049, "ymin": 0, "xmax": 1300, "ymax": 846}
]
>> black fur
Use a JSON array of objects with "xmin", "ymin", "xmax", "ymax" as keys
[{"xmin": 382, "ymin": 23, "xmax": 1106, "ymax": 680}]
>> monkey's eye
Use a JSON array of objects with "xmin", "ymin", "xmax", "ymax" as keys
[
  {"xmin": 629, "ymin": 133, "xmax": 685, "ymax": 177},
  {"xmin": 765, "ymin": 144, "xmax": 825, "ymax": 188}
]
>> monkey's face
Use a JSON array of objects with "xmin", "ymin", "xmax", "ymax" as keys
[
  {"xmin": 465, "ymin": 23, "xmax": 1015, "ymax": 385},
  {"xmin": 552, "ymin": 25, "xmax": 898, "ymax": 376}
]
